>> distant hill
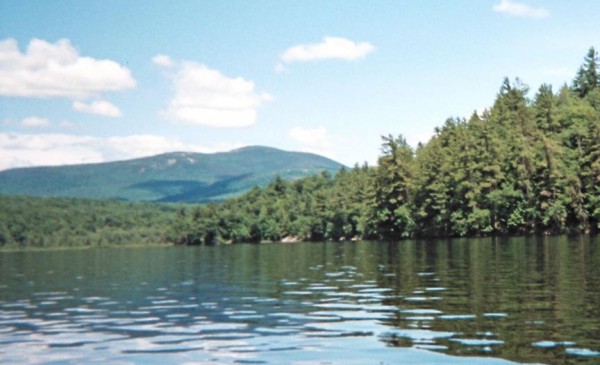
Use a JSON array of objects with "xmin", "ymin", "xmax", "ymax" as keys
[{"xmin": 0, "ymin": 146, "xmax": 344, "ymax": 203}]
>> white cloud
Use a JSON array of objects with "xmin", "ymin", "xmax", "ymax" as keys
[
  {"xmin": 289, "ymin": 125, "xmax": 331, "ymax": 149},
  {"xmin": 493, "ymin": 0, "xmax": 550, "ymax": 18},
  {"xmin": 0, "ymin": 132, "xmax": 242, "ymax": 171},
  {"xmin": 0, "ymin": 133, "xmax": 100, "ymax": 170},
  {"xmin": 0, "ymin": 38, "xmax": 136, "ymax": 98},
  {"xmin": 152, "ymin": 54, "xmax": 175, "ymax": 68},
  {"xmin": 72, "ymin": 100, "xmax": 122, "ymax": 117},
  {"xmin": 20, "ymin": 116, "xmax": 51, "ymax": 127},
  {"xmin": 156, "ymin": 57, "xmax": 272, "ymax": 127},
  {"xmin": 281, "ymin": 36, "xmax": 374, "ymax": 64}
]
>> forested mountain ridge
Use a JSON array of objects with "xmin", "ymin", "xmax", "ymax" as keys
[
  {"xmin": 0, "ymin": 146, "xmax": 344, "ymax": 203},
  {"xmin": 172, "ymin": 47, "xmax": 600, "ymax": 244}
]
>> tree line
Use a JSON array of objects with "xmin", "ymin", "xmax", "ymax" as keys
[
  {"xmin": 173, "ymin": 47, "xmax": 600, "ymax": 244},
  {"xmin": 0, "ymin": 196, "xmax": 177, "ymax": 248}
]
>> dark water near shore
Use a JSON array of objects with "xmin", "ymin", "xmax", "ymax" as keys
[{"xmin": 1, "ymin": 236, "xmax": 599, "ymax": 364}]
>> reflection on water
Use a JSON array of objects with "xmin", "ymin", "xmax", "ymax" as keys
[{"xmin": 0, "ymin": 236, "xmax": 599, "ymax": 364}]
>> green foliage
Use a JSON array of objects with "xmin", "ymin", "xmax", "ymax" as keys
[
  {"xmin": 0, "ymin": 196, "xmax": 177, "ymax": 249},
  {"xmin": 573, "ymin": 47, "xmax": 599, "ymax": 98},
  {"xmin": 170, "ymin": 165, "xmax": 378, "ymax": 245},
  {"xmin": 373, "ymin": 135, "xmax": 414, "ymax": 239}
]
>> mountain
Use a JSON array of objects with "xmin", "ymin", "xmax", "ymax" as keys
[{"xmin": 0, "ymin": 146, "xmax": 344, "ymax": 203}]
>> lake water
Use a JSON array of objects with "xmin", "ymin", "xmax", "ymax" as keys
[{"xmin": 1, "ymin": 236, "xmax": 599, "ymax": 364}]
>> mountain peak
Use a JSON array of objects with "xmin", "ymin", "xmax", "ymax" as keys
[
  {"xmin": 0, "ymin": 147, "xmax": 343, "ymax": 203},
  {"xmin": 230, "ymin": 145, "xmax": 283, "ymax": 153}
]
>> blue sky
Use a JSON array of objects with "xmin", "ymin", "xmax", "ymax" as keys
[{"xmin": 1, "ymin": 0, "xmax": 599, "ymax": 170}]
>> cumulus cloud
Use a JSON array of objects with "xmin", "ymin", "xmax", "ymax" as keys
[
  {"xmin": 289, "ymin": 125, "xmax": 331, "ymax": 149},
  {"xmin": 493, "ymin": 0, "xmax": 550, "ymax": 18},
  {"xmin": 72, "ymin": 100, "xmax": 122, "ymax": 117},
  {"xmin": 0, "ymin": 133, "xmax": 100, "ymax": 170},
  {"xmin": 152, "ymin": 54, "xmax": 174, "ymax": 68},
  {"xmin": 0, "ymin": 38, "xmax": 136, "ymax": 98},
  {"xmin": 0, "ymin": 132, "xmax": 242, "ymax": 171},
  {"xmin": 20, "ymin": 116, "xmax": 51, "ymax": 128},
  {"xmin": 156, "ymin": 57, "xmax": 272, "ymax": 127},
  {"xmin": 280, "ymin": 36, "xmax": 374, "ymax": 64}
]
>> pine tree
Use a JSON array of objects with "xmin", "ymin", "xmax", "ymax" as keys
[
  {"xmin": 373, "ymin": 134, "xmax": 415, "ymax": 239},
  {"xmin": 573, "ymin": 47, "xmax": 599, "ymax": 98}
]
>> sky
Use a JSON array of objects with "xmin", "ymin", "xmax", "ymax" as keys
[{"xmin": 1, "ymin": 0, "xmax": 599, "ymax": 171}]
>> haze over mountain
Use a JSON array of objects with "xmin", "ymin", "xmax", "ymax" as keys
[{"xmin": 0, "ymin": 146, "xmax": 344, "ymax": 203}]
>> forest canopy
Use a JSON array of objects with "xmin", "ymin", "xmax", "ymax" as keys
[{"xmin": 0, "ymin": 196, "xmax": 178, "ymax": 249}]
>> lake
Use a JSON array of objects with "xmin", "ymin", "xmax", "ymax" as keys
[{"xmin": 1, "ymin": 236, "xmax": 599, "ymax": 364}]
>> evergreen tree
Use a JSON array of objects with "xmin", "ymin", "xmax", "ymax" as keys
[
  {"xmin": 573, "ymin": 47, "xmax": 599, "ymax": 98},
  {"xmin": 373, "ymin": 134, "xmax": 415, "ymax": 239}
]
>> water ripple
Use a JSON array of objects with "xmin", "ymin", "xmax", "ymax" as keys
[{"xmin": 2, "ymin": 240, "xmax": 598, "ymax": 364}]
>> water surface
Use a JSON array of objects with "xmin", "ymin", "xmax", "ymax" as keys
[{"xmin": 1, "ymin": 236, "xmax": 599, "ymax": 364}]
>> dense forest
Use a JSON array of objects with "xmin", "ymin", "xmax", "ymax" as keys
[
  {"xmin": 172, "ymin": 47, "xmax": 600, "ymax": 244},
  {"xmin": 1, "ymin": 48, "xmax": 598, "ymax": 249},
  {"xmin": 0, "ymin": 196, "xmax": 177, "ymax": 249}
]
